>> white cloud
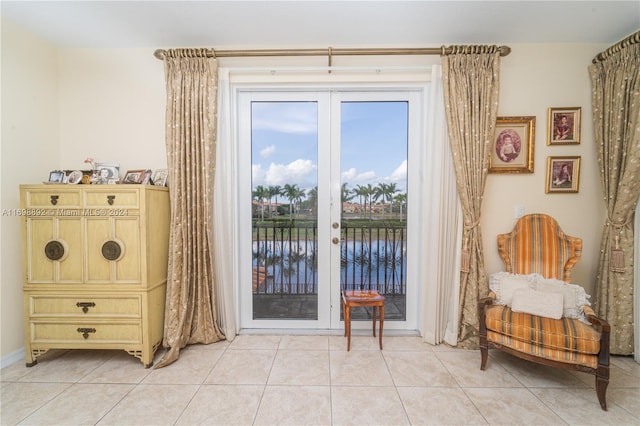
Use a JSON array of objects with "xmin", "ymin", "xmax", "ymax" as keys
[
  {"xmin": 260, "ymin": 145, "xmax": 276, "ymax": 158},
  {"xmin": 390, "ymin": 160, "xmax": 407, "ymax": 182},
  {"xmin": 252, "ymin": 164, "xmax": 265, "ymax": 184},
  {"xmin": 342, "ymin": 168, "xmax": 357, "ymax": 181},
  {"xmin": 342, "ymin": 168, "xmax": 378, "ymax": 186},
  {"xmin": 253, "ymin": 159, "xmax": 317, "ymax": 190}
]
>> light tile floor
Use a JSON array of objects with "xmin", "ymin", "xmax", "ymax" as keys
[{"xmin": 1, "ymin": 334, "xmax": 639, "ymax": 425}]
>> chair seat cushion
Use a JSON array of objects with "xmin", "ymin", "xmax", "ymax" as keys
[{"xmin": 485, "ymin": 305, "xmax": 601, "ymax": 357}]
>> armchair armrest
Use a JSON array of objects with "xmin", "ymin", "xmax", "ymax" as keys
[
  {"xmin": 583, "ymin": 305, "xmax": 611, "ymax": 333},
  {"xmin": 582, "ymin": 305, "xmax": 610, "ymax": 385},
  {"xmin": 479, "ymin": 291, "xmax": 496, "ymax": 304}
]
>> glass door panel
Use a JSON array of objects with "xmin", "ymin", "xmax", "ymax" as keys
[
  {"xmin": 251, "ymin": 101, "xmax": 320, "ymax": 321},
  {"xmin": 337, "ymin": 100, "xmax": 408, "ymax": 322}
]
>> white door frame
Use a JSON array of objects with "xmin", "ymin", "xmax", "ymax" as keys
[{"xmin": 236, "ymin": 84, "xmax": 425, "ymax": 332}]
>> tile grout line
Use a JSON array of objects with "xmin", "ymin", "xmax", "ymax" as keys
[
  {"xmin": 380, "ymin": 348, "xmax": 416, "ymax": 425},
  {"xmin": 250, "ymin": 335, "xmax": 281, "ymax": 425}
]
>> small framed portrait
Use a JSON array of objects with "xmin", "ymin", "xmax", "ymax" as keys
[
  {"xmin": 489, "ymin": 116, "xmax": 536, "ymax": 174},
  {"xmin": 93, "ymin": 163, "xmax": 120, "ymax": 184},
  {"xmin": 123, "ymin": 169, "xmax": 146, "ymax": 184},
  {"xmin": 66, "ymin": 170, "xmax": 83, "ymax": 185},
  {"xmin": 141, "ymin": 169, "xmax": 152, "ymax": 184},
  {"xmin": 151, "ymin": 169, "xmax": 168, "ymax": 187},
  {"xmin": 548, "ymin": 107, "xmax": 581, "ymax": 145},
  {"xmin": 546, "ymin": 156, "xmax": 581, "ymax": 193},
  {"xmin": 48, "ymin": 170, "xmax": 65, "ymax": 183}
]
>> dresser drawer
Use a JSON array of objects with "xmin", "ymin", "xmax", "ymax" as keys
[
  {"xmin": 28, "ymin": 295, "xmax": 141, "ymax": 318},
  {"xmin": 84, "ymin": 189, "xmax": 139, "ymax": 209},
  {"xmin": 30, "ymin": 321, "xmax": 141, "ymax": 343},
  {"xmin": 24, "ymin": 189, "xmax": 82, "ymax": 208}
]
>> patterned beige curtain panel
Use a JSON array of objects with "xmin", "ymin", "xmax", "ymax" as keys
[
  {"xmin": 442, "ymin": 45, "xmax": 501, "ymax": 349},
  {"xmin": 155, "ymin": 49, "xmax": 225, "ymax": 368},
  {"xmin": 589, "ymin": 31, "xmax": 640, "ymax": 355}
]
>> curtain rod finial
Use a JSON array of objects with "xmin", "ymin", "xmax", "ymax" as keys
[
  {"xmin": 154, "ymin": 49, "xmax": 166, "ymax": 60},
  {"xmin": 499, "ymin": 46, "xmax": 511, "ymax": 57}
]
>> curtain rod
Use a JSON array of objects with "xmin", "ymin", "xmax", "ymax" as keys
[
  {"xmin": 592, "ymin": 30, "xmax": 640, "ymax": 63},
  {"xmin": 153, "ymin": 46, "xmax": 512, "ymax": 60}
]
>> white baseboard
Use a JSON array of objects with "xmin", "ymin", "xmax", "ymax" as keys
[{"xmin": 0, "ymin": 348, "xmax": 25, "ymax": 369}]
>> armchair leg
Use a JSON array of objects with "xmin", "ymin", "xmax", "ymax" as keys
[
  {"xmin": 480, "ymin": 345, "xmax": 488, "ymax": 370},
  {"xmin": 595, "ymin": 375, "xmax": 608, "ymax": 411}
]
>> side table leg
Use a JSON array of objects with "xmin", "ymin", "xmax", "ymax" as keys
[
  {"xmin": 346, "ymin": 305, "xmax": 351, "ymax": 351},
  {"xmin": 342, "ymin": 297, "xmax": 346, "ymax": 337},
  {"xmin": 379, "ymin": 304, "xmax": 384, "ymax": 350},
  {"xmin": 372, "ymin": 306, "xmax": 377, "ymax": 337}
]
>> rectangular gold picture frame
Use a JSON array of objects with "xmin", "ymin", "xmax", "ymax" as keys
[
  {"xmin": 489, "ymin": 116, "xmax": 535, "ymax": 174},
  {"xmin": 546, "ymin": 156, "xmax": 581, "ymax": 193},
  {"xmin": 547, "ymin": 107, "xmax": 581, "ymax": 145},
  {"xmin": 123, "ymin": 169, "xmax": 146, "ymax": 184}
]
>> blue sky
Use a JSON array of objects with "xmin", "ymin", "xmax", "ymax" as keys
[{"xmin": 251, "ymin": 101, "xmax": 408, "ymax": 196}]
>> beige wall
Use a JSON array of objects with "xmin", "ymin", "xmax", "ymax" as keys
[
  {"xmin": 484, "ymin": 43, "xmax": 607, "ymax": 292},
  {"xmin": 57, "ymin": 48, "xmax": 166, "ymax": 172},
  {"xmin": 1, "ymin": 18, "xmax": 59, "ymax": 363},
  {"xmin": 0, "ymin": 16, "xmax": 610, "ymax": 362}
]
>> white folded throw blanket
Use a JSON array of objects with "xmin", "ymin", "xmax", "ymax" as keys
[{"xmin": 511, "ymin": 288, "xmax": 564, "ymax": 320}]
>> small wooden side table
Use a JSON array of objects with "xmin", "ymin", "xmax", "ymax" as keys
[{"xmin": 341, "ymin": 290, "xmax": 385, "ymax": 351}]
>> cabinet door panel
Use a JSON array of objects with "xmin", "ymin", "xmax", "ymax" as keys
[
  {"xmin": 27, "ymin": 218, "xmax": 55, "ymax": 282},
  {"xmin": 114, "ymin": 217, "xmax": 141, "ymax": 282},
  {"xmin": 57, "ymin": 218, "xmax": 83, "ymax": 282},
  {"xmin": 85, "ymin": 218, "xmax": 111, "ymax": 282},
  {"xmin": 85, "ymin": 217, "xmax": 141, "ymax": 283},
  {"xmin": 26, "ymin": 218, "xmax": 83, "ymax": 283}
]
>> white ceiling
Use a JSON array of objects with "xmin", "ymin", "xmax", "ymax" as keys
[{"xmin": 2, "ymin": 1, "xmax": 639, "ymax": 49}]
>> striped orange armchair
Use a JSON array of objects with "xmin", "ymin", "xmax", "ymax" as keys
[{"xmin": 478, "ymin": 213, "xmax": 610, "ymax": 410}]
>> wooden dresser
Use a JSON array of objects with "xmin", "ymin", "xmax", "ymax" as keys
[{"xmin": 20, "ymin": 184, "xmax": 170, "ymax": 367}]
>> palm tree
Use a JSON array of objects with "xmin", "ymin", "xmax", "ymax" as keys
[
  {"xmin": 395, "ymin": 193, "xmax": 407, "ymax": 221},
  {"xmin": 373, "ymin": 184, "xmax": 386, "ymax": 218},
  {"xmin": 270, "ymin": 185, "xmax": 283, "ymax": 215},
  {"xmin": 381, "ymin": 183, "xmax": 399, "ymax": 216},
  {"xmin": 282, "ymin": 183, "xmax": 300, "ymax": 220},
  {"xmin": 359, "ymin": 183, "xmax": 375, "ymax": 220},
  {"xmin": 267, "ymin": 185, "xmax": 282, "ymax": 218},
  {"xmin": 294, "ymin": 187, "xmax": 306, "ymax": 216},
  {"xmin": 341, "ymin": 183, "xmax": 354, "ymax": 213},
  {"xmin": 354, "ymin": 185, "xmax": 368, "ymax": 216},
  {"xmin": 252, "ymin": 185, "xmax": 268, "ymax": 221},
  {"xmin": 307, "ymin": 186, "xmax": 318, "ymax": 215}
]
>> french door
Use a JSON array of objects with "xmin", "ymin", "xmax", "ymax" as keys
[{"xmin": 238, "ymin": 89, "xmax": 420, "ymax": 330}]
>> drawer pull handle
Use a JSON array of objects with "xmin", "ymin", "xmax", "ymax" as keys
[
  {"xmin": 107, "ymin": 195, "xmax": 115, "ymax": 205},
  {"xmin": 76, "ymin": 302, "xmax": 96, "ymax": 313},
  {"xmin": 50, "ymin": 195, "xmax": 59, "ymax": 205},
  {"xmin": 77, "ymin": 328, "xmax": 96, "ymax": 339}
]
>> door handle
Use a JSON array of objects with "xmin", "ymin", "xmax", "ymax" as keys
[{"xmin": 332, "ymin": 237, "xmax": 344, "ymax": 244}]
